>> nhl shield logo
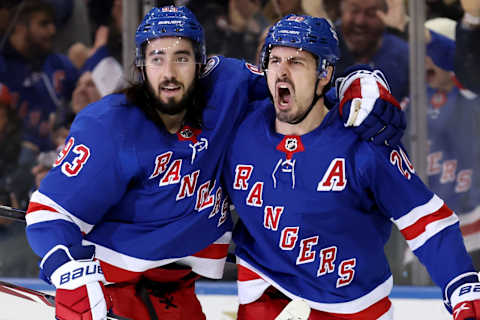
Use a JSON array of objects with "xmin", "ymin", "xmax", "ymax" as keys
[
  {"xmin": 276, "ymin": 135, "xmax": 304, "ymax": 160},
  {"xmin": 177, "ymin": 125, "xmax": 202, "ymax": 144},
  {"xmin": 285, "ymin": 138, "xmax": 298, "ymax": 152},
  {"xmin": 179, "ymin": 127, "xmax": 194, "ymax": 139}
]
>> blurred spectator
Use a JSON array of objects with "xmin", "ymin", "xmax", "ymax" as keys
[
  {"xmin": 301, "ymin": 0, "xmax": 329, "ymax": 18},
  {"xmin": 399, "ymin": 18, "xmax": 480, "ymax": 270},
  {"xmin": 322, "ymin": 0, "xmax": 342, "ymax": 22},
  {"xmin": 86, "ymin": 0, "xmax": 114, "ymax": 36},
  {"xmin": 47, "ymin": 0, "xmax": 92, "ymax": 55},
  {"xmin": 71, "ymin": 71, "xmax": 101, "ymax": 114},
  {"xmin": 0, "ymin": 81, "xmax": 38, "ymax": 279},
  {"xmin": 335, "ymin": 0, "xmax": 409, "ymax": 103},
  {"xmin": 455, "ymin": 0, "xmax": 480, "ymax": 94},
  {"xmin": 86, "ymin": 0, "xmax": 123, "ymax": 69},
  {"xmin": 0, "ymin": 0, "xmax": 18, "ymax": 36},
  {"xmin": 263, "ymin": 0, "xmax": 304, "ymax": 22},
  {"xmin": 190, "ymin": 0, "xmax": 269, "ymax": 62},
  {"xmin": 31, "ymin": 150, "xmax": 56, "ymax": 190},
  {"xmin": 426, "ymin": 0, "xmax": 464, "ymax": 20},
  {"xmin": 0, "ymin": 140, "xmax": 55, "ymax": 278},
  {"xmin": 0, "ymin": 0, "xmax": 79, "ymax": 169},
  {"xmin": 0, "ymin": 83, "xmax": 22, "ymax": 207},
  {"xmin": 70, "ymin": 0, "xmax": 125, "ymax": 97}
]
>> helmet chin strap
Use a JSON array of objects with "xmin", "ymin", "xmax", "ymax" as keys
[{"xmin": 288, "ymin": 77, "xmax": 322, "ymax": 125}]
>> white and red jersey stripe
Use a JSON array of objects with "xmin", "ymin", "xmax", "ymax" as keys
[
  {"xmin": 93, "ymin": 232, "xmax": 231, "ymax": 282},
  {"xmin": 26, "ymin": 190, "xmax": 94, "ymax": 234},
  {"xmin": 27, "ymin": 190, "xmax": 231, "ymax": 281},
  {"xmin": 393, "ymin": 194, "xmax": 458, "ymax": 251}
]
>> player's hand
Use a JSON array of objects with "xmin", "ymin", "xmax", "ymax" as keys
[
  {"xmin": 56, "ymin": 281, "xmax": 111, "ymax": 320},
  {"xmin": 39, "ymin": 244, "xmax": 111, "ymax": 320},
  {"xmin": 376, "ymin": 0, "xmax": 408, "ymax": 32},
  {"xmin": 453, "ymin": 300, "xmax": 480, "ymax": 320},
  {"xmin": 451, "ymin": 282, "xmax": 480, "ymax": 320},
  {"xmin": 337, "ymin": 64, "xmax": 406, "ymax": 146}
]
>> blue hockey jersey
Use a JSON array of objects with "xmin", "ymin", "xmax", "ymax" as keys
[
  {"xmin": 0, "ymin": 43, "xmax": 78, "ymax": 151},
  {"xmin": 25, "ymin": 56, "xmax": 267, "ymax": 282},
  {"xmin": 224, "ymin": 101, "xmax": 475, "ymax": 317}
]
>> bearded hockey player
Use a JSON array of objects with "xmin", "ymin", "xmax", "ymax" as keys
[
  {"xmin": 24, "ymin": 5, "xmax": 405, "ymax": 320},
  {"xmin": 224, "ymin": 14, "xmax": 480, "ymax": 320}
]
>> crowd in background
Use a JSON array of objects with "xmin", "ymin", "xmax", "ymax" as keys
[{"xmin": 0, "ymin": 0, "xmax": 478, "ymax": 284}]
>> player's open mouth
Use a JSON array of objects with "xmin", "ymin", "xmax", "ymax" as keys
[
  {"xmin": 161, "ymin": 85, "xmax": 181, "ymax": 91},
  {"xmin": 161, "ymin": 85, "xmax": 182, "ymax": 96},
  {"xmin": 276, "ymin": 83, "xmax": 292, "ymax": 107}
]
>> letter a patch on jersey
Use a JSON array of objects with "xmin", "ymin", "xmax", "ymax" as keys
[{"xmin": 317, "ymin": 158, "xmax": 347, "ymax": 191}]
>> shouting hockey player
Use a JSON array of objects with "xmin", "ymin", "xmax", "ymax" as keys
[
  {"xmin": 224, "ymin": 14, "xmax": 480, "ymax": 320},
  {"xmin": 25, "ymin": 5, "xmax": 405, "ymax": 320}
]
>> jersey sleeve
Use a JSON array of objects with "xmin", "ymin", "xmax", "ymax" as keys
[
  {"xmin": 26, "ymin": 109, "xmax": 135, "ymax": 258},
  {"xmin": 358, "ymin": 143, "xmax": 475, "ymax": 290}
]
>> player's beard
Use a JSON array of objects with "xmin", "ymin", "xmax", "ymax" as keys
[
  {"xmin": 147, "ymin": 79, "xmax": 196, "ymax": 116},
  {"xmin": 276, "ymin": 104, "xmax": 309, "ymax": 124}
]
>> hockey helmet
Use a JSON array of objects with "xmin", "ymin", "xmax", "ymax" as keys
[
  {"xmin": 260, "ymin": 15, "xmax": 340, "ymax": 78},
  {"xmin": 135, "ymin": 6, "xmax": 206, "ymax": 66}
]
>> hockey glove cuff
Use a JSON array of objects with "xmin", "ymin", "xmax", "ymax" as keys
[
  {"xmin": 445, "ymin": 272, "xmax": 480, "ymax": 319},
  {"xmin": 40, "ymin": 245, "xmax": 111, "ymax": 320}
]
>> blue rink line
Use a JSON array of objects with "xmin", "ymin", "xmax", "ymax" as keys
[{"xmin": 0, "ymin": 278, "xmax": 442, "ymax": 299}]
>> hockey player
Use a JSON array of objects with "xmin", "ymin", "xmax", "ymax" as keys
[
  {"xmin": 223, "ymin": 14, "xmax": 480, "ymax": 320},
  {"xmin": 24, "ymin": 6, "xmax": 405, "ymax": 320}
]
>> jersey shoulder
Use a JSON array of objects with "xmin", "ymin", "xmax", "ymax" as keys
[
  {"xmin": 199, "ymin": 56, "xmax": 263, "ymax": 81},
  {"xmin": 73, "ymin": 93, "xmax": 148, "ymax": 137}
]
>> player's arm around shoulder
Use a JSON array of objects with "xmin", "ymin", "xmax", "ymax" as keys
[{"xmin": 199, "ymin": 55, "xmax": 268, "ymax": 101}]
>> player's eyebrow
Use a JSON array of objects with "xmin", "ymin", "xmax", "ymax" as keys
[
  {"xmin": 147, "ymin": 49, "xmax": 192, "ymax": 56},
  {"xmin": 172, "ymin": 50, "xmax": 193, "ymax": 56},
  {"xmin": 269, "ymin": 54, "xmax": 308, "ymax": 62},
  {"xmin": 288, "ymin": 56, "xmax": 308, "ymax": 62}
]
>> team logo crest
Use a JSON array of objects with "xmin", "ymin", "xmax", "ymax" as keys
[
  {"xmin": 245, "ymin": 63, "xmax": 263, "ymax": 75},
  {"xmin": 200, "ymin": 56, "xmax": 220, "ymax": 78}
]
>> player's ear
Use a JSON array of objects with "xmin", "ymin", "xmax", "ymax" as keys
[{"xmin": 316, "ymin": 66, "xmax": 333, "ymax": 95}]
